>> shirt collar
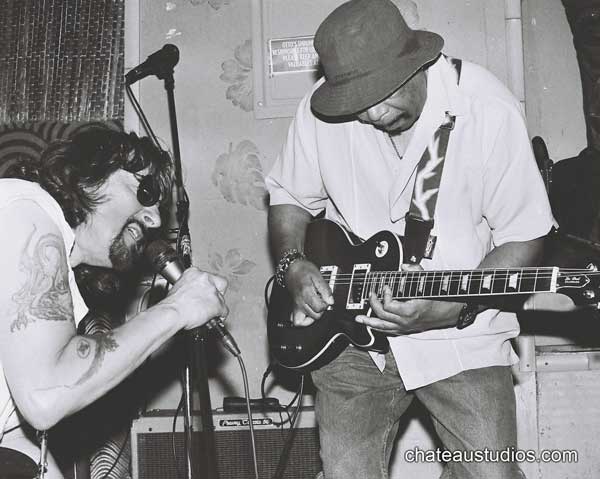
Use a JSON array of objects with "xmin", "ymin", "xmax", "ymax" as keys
[{"xmin": 425, "ymin": 55, "xmax": 469, "ymax": 120}]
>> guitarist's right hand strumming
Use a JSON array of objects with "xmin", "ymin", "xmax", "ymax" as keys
[{"xmin": 286, "ymin": 259, "xmax": 334, "ymax": 327}]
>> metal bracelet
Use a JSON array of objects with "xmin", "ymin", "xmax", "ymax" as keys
[{"xmin": 275, "ymin": 249, "xmax": 306, "ymax": 288}]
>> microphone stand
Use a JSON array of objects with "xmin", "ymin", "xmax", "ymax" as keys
[{"xmin": 162, "ymin": 71, "xmax": 220, "ymax": 479}]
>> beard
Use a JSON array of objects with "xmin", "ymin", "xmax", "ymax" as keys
[{"xmin": 109, "ymin": 219, "xmax": 148, "ymax": 272}]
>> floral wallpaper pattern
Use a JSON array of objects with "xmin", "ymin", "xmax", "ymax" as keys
[
  {"xmin": 211, "ymin": 139, "xmax": 269, "ymax": 210},
  {"xmin": 189, "ymin": 0, "xmax": 232, "ymax": 11},
  {"xmin": 220, "ymin": 39, "xmax": 254, "ymax": 112},
  {"xmin": 209, "ymin": 249, "xmax": 257, "ymax": 292}
]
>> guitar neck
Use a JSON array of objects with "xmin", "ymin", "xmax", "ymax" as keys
[{"xmin": 365, "ymin": 267, "xmax": 558, "ymax": 300}]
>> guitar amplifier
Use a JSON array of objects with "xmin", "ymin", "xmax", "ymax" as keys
[{"xmin": 131, "ymin": 407, "xmax": 322, "ymax": 479}]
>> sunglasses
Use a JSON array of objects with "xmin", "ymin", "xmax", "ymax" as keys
[{"xmin": 133, "ymin": 172, "xmax": 161, "ymax": 207}]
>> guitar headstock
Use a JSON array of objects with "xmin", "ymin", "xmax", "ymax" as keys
[{"xmin": 556, "ymin": 262, "xmax": 600, "ymax": 307}]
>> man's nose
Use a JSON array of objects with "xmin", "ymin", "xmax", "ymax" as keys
[
  {"xmin": 358, "ymin": 102, "xmax": 388, "ymax": 123},
  {"xmin": 137, "ymin": 205, "xmax": 161, "ymax": 230}
]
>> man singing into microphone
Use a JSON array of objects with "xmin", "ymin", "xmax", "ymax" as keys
[{"xmin": 0, "ymin": 127, "xmax": 228, "ymax": 477}]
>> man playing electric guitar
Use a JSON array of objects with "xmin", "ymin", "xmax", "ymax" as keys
[{"xmin": 265, "ymin": 1, "xmax": 555, "ymax": 478}]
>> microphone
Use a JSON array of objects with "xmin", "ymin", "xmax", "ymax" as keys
[
  {"xmin": 145, "ymin": 239, "xmax": 240, "ymax": 356},
  {"xmin": 125, "ymin": 44, "xmax": 180, "ymax": 85}
]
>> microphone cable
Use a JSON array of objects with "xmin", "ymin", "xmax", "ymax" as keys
[
  {"xmin": 236, "ymin": 353, "xmax": 260, "ymax": 479},
  {"xmin": 272, "ymin": 376, "xmax": 305, "ymax": 479},
  {"xmin": 261, "ymin": 275, "xmax": 310, "ymax": 478},
  {"xmin": 171, "ymin": 393, "xmax": 185, "ymax": 479},
  {"xmin": 125, "ymin": 84, "xmax": 162, "ymax": 152}
]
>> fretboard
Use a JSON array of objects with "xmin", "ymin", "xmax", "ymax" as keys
[{"xmin": 362, "ymin": 267, "xmax": 558, "ymax": 300}]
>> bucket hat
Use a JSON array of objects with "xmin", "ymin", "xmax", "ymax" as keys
[{"xmin": 311, "ymin": 0, "xmax": 444, "ymax": 117}]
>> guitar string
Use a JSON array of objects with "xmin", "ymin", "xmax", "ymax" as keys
[
  {"xmin": 314, "ymin": 267, "xmax": 596, "ymax": 276},
  {"xmin": 317, "ymin": 272, "xmax": 597, "ymax": 282},
  {"xmin": 314, "ymin": 269, "xmax": 598, "ymax": 280}
]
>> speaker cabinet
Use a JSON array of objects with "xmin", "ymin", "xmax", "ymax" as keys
[{"xmin": 131, "ymin": 408, "xmax": 321, "ymax": 479}]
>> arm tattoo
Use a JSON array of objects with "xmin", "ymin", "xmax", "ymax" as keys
[
  {"xmin": 74, "ymin": 332, "xmax": 119, "ymax": 386},
  {"xmin": 10, "ymin": 226, "xmax": 73, "ymax": 332}
]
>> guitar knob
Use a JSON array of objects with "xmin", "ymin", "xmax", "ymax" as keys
[
  {"xmin": 295, "ymin": 345, "xmax": 303, "ymax": 351},
  {"xmin": 583, "ymin": 289, "xmax": 596, "ymax": 300}
]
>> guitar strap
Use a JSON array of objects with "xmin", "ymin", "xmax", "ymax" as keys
[
  {"xmin": 35, "ymin": 430, "xmax": 48, "ymax": 478},
  {"xmin": 403, "ymin": 57, "xmax": 462, "ymax": 264}
]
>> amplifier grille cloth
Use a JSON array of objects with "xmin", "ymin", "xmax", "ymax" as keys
[{"xmin": 136, "ymin": 428, "xmax": 321, "ymax": 479}]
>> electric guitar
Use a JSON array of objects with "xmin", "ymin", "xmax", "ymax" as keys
[{"xmin": 267, "ymin": 219, "xmax": 600, "ymax": 372}]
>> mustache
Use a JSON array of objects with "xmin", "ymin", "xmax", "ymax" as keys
[{"xmin": 122, "ymin": 219, "xmax": 149, "ymax": 249}]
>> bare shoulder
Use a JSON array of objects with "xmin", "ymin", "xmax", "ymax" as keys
[{"xmin": 0, "ymin": 199, "xmax": 74, "ymax": 333}]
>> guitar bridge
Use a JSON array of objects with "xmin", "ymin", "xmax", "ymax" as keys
[
  {"xmin": 347, "ymin": 263, "xmax": 371, "ymax": 310},
  {"xmin": 320, "ymin": 265, "xmax": 338, "ymax": 310}
]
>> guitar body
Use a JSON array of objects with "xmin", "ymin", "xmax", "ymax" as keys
[
  {"xmin": 268, "ymin": 219, "xmax": 600, "ymax": 372},
  {"xmin": 0, "ymin": 447, "xmax": 38, "ymax": 478},
  {"xmin": 268, "ymin": 220, "xmax": 398, "ymax": 371}
]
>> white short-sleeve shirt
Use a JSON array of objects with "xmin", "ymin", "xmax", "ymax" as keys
[{"xmin": 266, "ymin": 56, "xmax": 555, "ymax": 389}]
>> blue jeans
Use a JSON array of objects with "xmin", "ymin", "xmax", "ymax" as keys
[{"xmin": 311, "ymin": 346, "xmax": 523, "ymax": 479}]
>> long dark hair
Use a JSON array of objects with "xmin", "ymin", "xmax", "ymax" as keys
[{"xmin": 6, "ymin": 126, "xmax": 173, "ymax": 227}]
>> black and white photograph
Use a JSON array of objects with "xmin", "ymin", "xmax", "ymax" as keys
[{"xmin": 0, "ymin": 0, "xmax": 599, "ymax": 478}]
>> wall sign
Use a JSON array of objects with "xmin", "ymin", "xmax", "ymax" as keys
[{"xmin": 269, "ymin": 36, "xmax": 319, "ymax": 76}]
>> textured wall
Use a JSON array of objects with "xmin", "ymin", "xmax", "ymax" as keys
[
  {"xmin": 523, "ymin": 0, "xmax": 588, "ymax": 161},
  {"xmin": 0, "ymin": 0, "xmax": 124, "ymax": 123},
  {"xmin": 137, "ymin": 0, "xmax": 291, "ymax": 411}
]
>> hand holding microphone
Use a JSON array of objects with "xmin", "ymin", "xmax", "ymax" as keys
[{"xmin": 145, "ymin": 240, "xmax": 240, "ymax": 356}]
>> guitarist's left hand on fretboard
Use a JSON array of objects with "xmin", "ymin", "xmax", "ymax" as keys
[{"xmin": 357, "ymin": 264, "xmax": 464, "ymax": 334}]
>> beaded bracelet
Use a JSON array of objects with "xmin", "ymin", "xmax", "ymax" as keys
[{"xmin": 275, "ymin": 249, "xmax": 306, "ymax": 288}]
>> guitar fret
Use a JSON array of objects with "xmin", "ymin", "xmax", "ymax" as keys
[
  {"xmin": 520, "ymin": 268, "xmax": 538, "ymax": 293},
  {"xmin": 449, "ymin": 271, "xmax": 460, "ymax": 296},
  {"xmin": 417, "ymin": 274, "xmax": 426, "ymax": 296},
  {"xmin": 460, "ymin": 272, "xmax": 470, "ymax": 293},
  {"xmin": 378, "ymin": 272, "xmax": 385, "ymax": 297},
  {"xmin": 535, "ymin": 267, "xmax": 553, "ymax": 292},
  {"xmin": 380, "ymin": 272, "xmax": 388, "ymax": 297},
  {"xmin": 407, "ymin": 271, "xmax": 416, "ymax": 297},
  {"xmin": 507, "ymin": 269, "xmax": 522, "ymax": 292},
  {"xmin": 441, "ymin": 273, "xmax": 451, "ymax": 295},
  {"xmin": 389, "ymin": 272, "xmax": 396, "ymax": 298},
  {"xmin": 425, "ymin": 271, "xmax": 436, "ymax": 297},
  {"xmin": 434, "ymin": 271, "xmax": 443, "ymax": 296},
  {"xmin": 481, "ymin": 272, "xmax": 492, "ymax": 293},
  {"xmin": 399, "ymin": 272, "xmax": 408, "ymax": 299},
  {"xmin": 369, "ymin": 272, "xmax": 378, "ymax": 298},
  {"xmin": 492, "ymin": 269, "xmax": 508, "ymax": 294},
  {"xmin": 392, "ymin": 272, "xmax": 401, "ymax": 298},
  {"xmin": 386, "ymin": 272, "xmax": 394, "ymax": 293}
]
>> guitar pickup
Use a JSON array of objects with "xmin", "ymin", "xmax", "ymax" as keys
[
  {"xmin": 347, "ymin": 263, "xmax": 371, "ymax": 310},
  {"xmin": 320, "ymin": 265, "xmax": 338, "ymax": 310}
]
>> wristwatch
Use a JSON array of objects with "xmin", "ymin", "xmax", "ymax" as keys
[{"xmin": 456, "ymin": 303, "xmax": 483, "ymax": 330}]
